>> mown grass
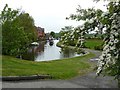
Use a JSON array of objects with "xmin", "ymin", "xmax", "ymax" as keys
[
  {"xmin": 85, "ymin": 39, "xmax": 103, "ymax": 49},
  {"xmin": 57, "ymin": 39, "xmax": 103, "ymax": 50},
  {"xmin": 2, "ymin": 53, "xmax": 95, "ymax": 79}
]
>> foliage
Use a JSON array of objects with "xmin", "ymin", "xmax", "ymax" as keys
[
  {"xmin": 60, "ymin": 26, "xmax": 74, "ymax": 36},
  {"xmin": 67, "ymin": 6, "xmax": 104, "ymax": 35},
  {"xmin": 93, "ymin": 0, "xmax": 120, "ymax": 87},
  {"xmin": 96, "ymin": 1, "xmax": 120, "ymax": 81},
  {"xmin": 60, "ymin": 5, "xmax": 105, "ymax": 48},
  {"xmin": 60, "ymin": 26, "xmax": 75, "ymax": 46},
  {"xmin": 54, "ymin": 33, "xmax": 61, "ymax": 39},
  {"xmin": 63, "ymin": 0, "xmax": 120, "ymax": 85},
  {"xmin": 14, "ymin": 13, "xmax": 37, "ymax": 42},
  {"xmin": 50, "ymin": 31, "xmax": 55, "ymax": 38},
  {"xmin": 1, "ymin": 4, "xmax": 37, "ymax": 56}
]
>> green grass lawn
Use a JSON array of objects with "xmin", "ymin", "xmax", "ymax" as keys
[
  {"xmin": 2, "ymin": 53, "xmax": 95, "ymax": 79},
  {"xmin": 57, "ymin": 39, "xmax": 103, "ymax": 50},
  {"xmin": 85, "ymin": 39, "xmax": 103, "ymax": 49}
]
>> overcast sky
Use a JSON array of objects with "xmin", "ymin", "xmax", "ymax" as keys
[{"xmin": 0, "ymin": 0, "xmax": 108, "ymax": 33}]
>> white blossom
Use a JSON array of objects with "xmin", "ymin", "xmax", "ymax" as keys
[
  {"xmin": 101, "ymin": 11, "xmax": 109, "ymax": 17},
  {"xmin": 114, "ymin": 39, "xmax": 119, "ymax": 43},
  {"xmin": 97, "ymin": 9, "xmax": 120, "ymax": 77},
  {"xmin": 80, "ymin": 25, "xmax": 84, "ymax": 30}
]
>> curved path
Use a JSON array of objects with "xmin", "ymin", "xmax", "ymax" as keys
[{"xmin": 2, "ymin": 49, "xmax": 118, "ymax": 88}]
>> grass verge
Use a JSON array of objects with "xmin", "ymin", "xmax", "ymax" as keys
[
  {"xmin": 85, "ymin": 39, "xmax": 103, "ymax": 49},
  {"xmin": 2, "ymin": 53, "xmax": 95, "ymax": 79},
  {"xmin": 57, "ymin": 39, "xmax": 103, "ymax": 50}
]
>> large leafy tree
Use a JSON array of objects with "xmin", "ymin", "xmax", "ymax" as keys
[
  {"xmin": 1, "ymin": 4, "xmax": 37, "ymax": 56},
  {"xmin": 14, "ymin": 13, "xmax": 37, "ymax": 42}
]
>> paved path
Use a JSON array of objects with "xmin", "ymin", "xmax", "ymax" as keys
[
  {"xmin": 2, "ymin": 72, "xmax": 118, "ymax": 88},
  {"xmin": 2, "ymin": 49, "xmax": 118, "ymax": 88}
]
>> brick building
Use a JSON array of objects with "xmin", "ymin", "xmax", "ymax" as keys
[{"xmin": 36, "ymin": 27, "xmax": 45, "ymax": 40}]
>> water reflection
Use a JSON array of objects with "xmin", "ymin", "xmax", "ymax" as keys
[
  {"xmin": 60, "ymin": 47, "xmax": 77, "ymax": 58},
  {"xmin": 23, "ymin": 40, "xmax": 80, "ymax": 61}
]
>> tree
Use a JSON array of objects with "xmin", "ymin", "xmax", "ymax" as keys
[
  {"xmin": 95, "ymin": 1, "xmax": 120, "ymax": 87},
  {"xmin": 65, "ymin": 0, "xmax": 120, "ymax": 87},
  {"xmin": 1, "ymin": 4, "xmax": 37, "ymax": 57},
  {"xmin": 60, "ymin": 26, "xmax": 76, "ymax": 46},
  {"xmin": 64, "ymin": 6, "xmax": 105, "ymax": 48},
  {"xmin": 14, "ymin": 13, "xmax": 37, "ymax": 42},
  {"xmin": 50, "ymin": 31, "xmax": 55, "ymax": 38}
]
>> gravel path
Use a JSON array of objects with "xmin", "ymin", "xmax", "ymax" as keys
[{"xmin": 2, "ymin": 49, "xmax": 118, "ymax": 88}]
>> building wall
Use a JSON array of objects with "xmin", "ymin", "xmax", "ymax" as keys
[{"xmin": 36, "ymin": 27, "xmax": 45, "ymax": 40}]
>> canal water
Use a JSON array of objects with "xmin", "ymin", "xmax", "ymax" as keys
[{"xmin": 23, "ymin": 40, "xmax": 80, "ymax": 61}]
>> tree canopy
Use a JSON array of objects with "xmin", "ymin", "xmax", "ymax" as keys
[
  {"xmin": 1, "ymin": 4, "xmax": 37, "ymax": 56},
  {"xmin": 50, "ymin": 31, "xmax": 55, "ymax": 38}
]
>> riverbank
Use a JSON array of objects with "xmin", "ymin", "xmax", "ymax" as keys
[
  {"xmin": 57, "ymin": 39, "xmax": 103, "ymax": 51},
  {"xmin": 56, "ymin": 41, "xmax": 86, "ymax": 54},
  {"xmin": 3, "ymin": 49, "xmax": 118, "ymax": 88},
  {"xmin": 2, "ymin": 52, "xmax": 95, "ymax": 79}
]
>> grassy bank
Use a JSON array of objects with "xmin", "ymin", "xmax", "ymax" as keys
[
  {"xmin": 85, "ymin": 39, "xmax": 103, "ymax": 50},
  {"xmin": 2, "ymin": 53, "xmax": 95, "ymax": 79},
  {"xmin": 57, "ymin": 39, "xmax": 103, "ymax": 50}
]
